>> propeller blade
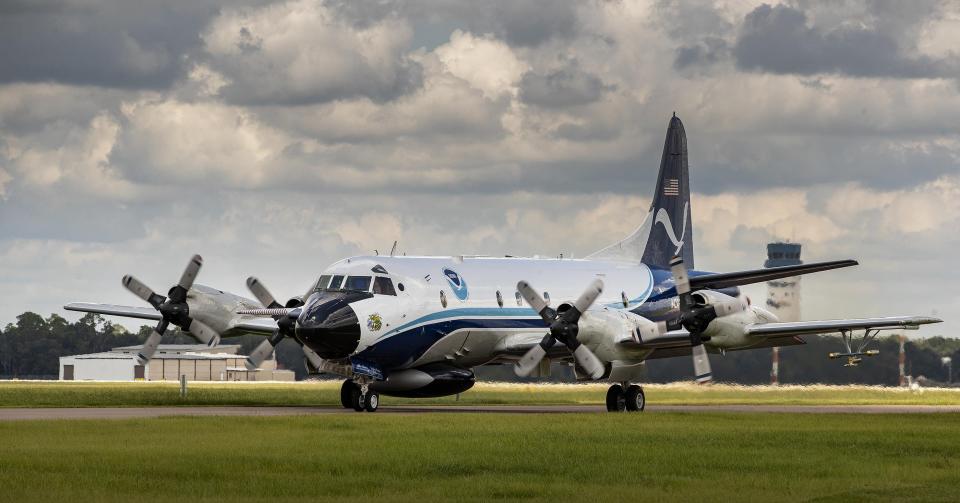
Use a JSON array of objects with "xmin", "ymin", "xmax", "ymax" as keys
[
  {"xmin": 517, "ymin": 281, "xmax": 553, "ymax": 321},
  {"xmin": 300, "ymin": 344, "xmax": 325, "ymax": 370},
  {"xmin": 122, "ymin": 275, "xmax": 165, "ymax": 309},
  {"xmin": 513, "ymin": 334, "xmax": 556, "ymax": 377},
  {"xmin": 178, "ymin": 254, "xmax": 203, "ymax": 292},
  {"xmin": 691, "ymin": 344, "xmax": 713, "ymax": 384},
  {"xmin": 244, "ymin": 331, "xmax": 283, "ymax": 371},
  {"xmin": 571, "ymin": 278, "xmax": 604, "ymax": 316},
  {"xmin": 246, "ymin": 277, "xmax": 283, "ymax": 309},
  {"xmin": 186, "ymin": 318, "xmax": 220, "ymax": 347},
  {"xmin": 136, "ymin": 320, "xmax": 168, "ymax": 366},
  {"xmin": 570, "ymin": 343, "xmax": 605, "ymax": 380},
  {"xmin": 670, "ymin": 256, "xmax": 693, "ymax": 312}
]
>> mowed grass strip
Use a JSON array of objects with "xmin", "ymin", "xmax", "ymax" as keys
[
  {"xmin": 0, "ymin": 413, "xmax": 958, "ymax": 502},
  {"xmin": 1, "ymin": 381, "xmax": 960, "ymax": 407}
]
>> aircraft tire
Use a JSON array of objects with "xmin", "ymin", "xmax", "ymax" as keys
[
  {"xmin": 340, "ymin": 380, "xmax": 356, "ymax": 409},
  {"xmin": 364, "ymin": 393, "xmax": 379, "ymax": 412},
  {"xmin": 351, "ymin": 388, "xmax": 365, "ymax": 412},
  {"xmin": 605, "ymin": 384, "xmax": 626, "ymax": 412},
  {"xmin": 625, "ymin": 385, "xmax": 645, "ymax": 412}
]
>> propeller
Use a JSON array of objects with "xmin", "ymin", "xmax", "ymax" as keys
[
  {"xmin": 242, "ymin": 277, "xmax": 323, "ymax": 371},
  {"xmin": 514, "ymin": 278, "xmax": 606, "ymax": 379},
  {"xmin": 668, "ymin": 256, "xmax": 713, "ymax": 384},
  {"xmin": 122, "ymin": 254, "xmax": 220, "ymax": 366}
]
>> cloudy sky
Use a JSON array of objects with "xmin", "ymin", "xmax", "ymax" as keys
[{"xmin": 1, "ymin": 0, "xmax": 958, "ymax": 337}]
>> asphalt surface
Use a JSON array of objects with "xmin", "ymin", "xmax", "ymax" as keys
[{"xmin": 1, "ymin": 404, "xmax": 960, "ymax": 420}]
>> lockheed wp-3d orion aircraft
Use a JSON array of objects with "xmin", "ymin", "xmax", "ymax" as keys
[{"xmin": 66, "ymin": 114, "xmax": 941, "ymax": 412}]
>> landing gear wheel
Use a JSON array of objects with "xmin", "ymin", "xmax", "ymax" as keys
[
  {"xmin": 606, "ymin": 384, "xmax": 626, "ymax": 412},
  {"xmin": 351, "ymin": 388, "xmax": 365, "ymax": 412},
  {"xmin": 625, "ymin": 385, "xmax": 645, "ymax": 412},
  {"xmin": 364, "ymin": 393, "xmax": 379, "ymax": 412},
  {"xmin": 340, "ymin": 380, "xmax": 356, "ymax": 409}
]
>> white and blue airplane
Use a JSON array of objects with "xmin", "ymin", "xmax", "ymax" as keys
[{"xmin": 66, "ymin": 114, "xmax": 941, "ymax": 412}]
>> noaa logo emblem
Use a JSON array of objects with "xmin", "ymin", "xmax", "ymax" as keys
[
  {"xmin": 366, "ymin": 313, "xmax": 383, "ymax": 331},
  {"xmin": 442, "ymin": 267, "xmax": 469, "ymax": 301}
]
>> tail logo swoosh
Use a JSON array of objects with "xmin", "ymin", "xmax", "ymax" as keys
[{"xmin": 653, "ymin": 202, "xmax": 689, "ymax": 255}]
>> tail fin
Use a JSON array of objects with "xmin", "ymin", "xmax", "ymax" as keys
[{"xmin": 588, "ymin": 113, "xmax": 694, "ymax": 268}]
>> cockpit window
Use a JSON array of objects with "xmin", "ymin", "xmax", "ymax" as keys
[
  {"xmin": 373, "ymin": 276, "xmax": 396, "ymax": 296},
  {"xmin": 344, "ymin": 276, "xmax": 372, "ymax": 291},
  {"xmin": 315, "ymin": 275, "xmax": 332, "ymax": 290},
  {"xmin": 328, "ymin": 275, "xmax": 344, "ymax": 290}
]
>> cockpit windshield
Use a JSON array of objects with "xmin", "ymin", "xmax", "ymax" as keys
[
  {"xmin": 373, "ymin": 276, "xmax": 396, "ymax": 296},
  {"xmin": 344, "ymin": 276, "xmax": 372, "ymax": 291},
  {"xmin": 315, "ymin": 275, "xmax": 332, "ymax": 290},
  {"xmin": 314, "ymin": 273, "xmax": 394, "ymax": 294}
]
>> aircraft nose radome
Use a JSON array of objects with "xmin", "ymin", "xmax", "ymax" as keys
[{"xmin": 296, "ymin": 294, "xmax": 362, "ymax": 359}]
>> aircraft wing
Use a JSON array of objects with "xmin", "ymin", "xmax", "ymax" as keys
[
  {"xmin": 65, "ymin": 302, "xmax": 161, "ymax": 322},
  {"xmin": 689, "ymin": 259, "xmax": 858, "ymax": 290},
  {"xmin": 64, "ymin": 302, "xmax": 278, "ymax": 336},
  {"xmin": 744, "ymin": 316, "xmax": 942, "ymax": 338}
]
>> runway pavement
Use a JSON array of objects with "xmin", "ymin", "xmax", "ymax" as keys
[{"xmin": 2, "ymin": 404, "xmax": 960, "ymax": 420}]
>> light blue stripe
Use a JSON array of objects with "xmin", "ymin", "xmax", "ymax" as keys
[{"xmin": 377, "ymin": 307, "xmax": 539, "ymax": 341}]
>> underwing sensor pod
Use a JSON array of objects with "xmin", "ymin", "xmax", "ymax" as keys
[{"xmin": 66, "ymin": 114, "xmax": 942, "ymax": 412}]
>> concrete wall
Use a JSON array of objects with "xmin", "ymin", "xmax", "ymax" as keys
[
  {"xmin": 60, "ymin": 356, "xmax": 137, "ymax": 381},
  {"xmin": 59, "ymin": 354, "xmax": 293, "ymax": 382}
]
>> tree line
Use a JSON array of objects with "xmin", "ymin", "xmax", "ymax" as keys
[{"xmin": 2, "ymin": 311, "xmax": 958, "ymax": 385}]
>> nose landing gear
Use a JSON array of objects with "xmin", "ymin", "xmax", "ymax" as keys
[
  {"xmin": 340, "ymin": 379, "xmax": 379, "ymax": 412},
  {"xmin": 606, "ymin": 383, "xmax": 645, "ymax": 412}
]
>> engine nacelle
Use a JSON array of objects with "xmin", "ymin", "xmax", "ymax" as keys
[
  {"xmin": 576, "ymin": 309, "xmax": 664, "ymax": 361},
  {"xmin": 185, "ymin": 285, "xmax": 263, "ymax": 337},
  {"xmin": 370, "ymin": 364, "xmax": 475, "ymax": 398},
  {"xmin": 691, "ymin": 290, "xmax": 748, "ymax": 317}
]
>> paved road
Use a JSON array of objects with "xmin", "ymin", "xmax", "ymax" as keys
[{"xmin": 1, "ymin": 404, "xmax": 960, "ymax": 420}]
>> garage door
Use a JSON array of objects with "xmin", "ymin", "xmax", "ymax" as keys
[{"xmin": 63, "ymin": 365, "xmax": 74, "ymax": 380}]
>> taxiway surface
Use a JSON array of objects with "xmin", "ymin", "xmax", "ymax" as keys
[{"xmin": 2, "ymin": 404, "xmax": 960, "ymax": 420}]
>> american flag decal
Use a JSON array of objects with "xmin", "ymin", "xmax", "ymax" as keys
[{"xmin": 663, "ymin": 179, "xmax": 680, "ymax": 196}]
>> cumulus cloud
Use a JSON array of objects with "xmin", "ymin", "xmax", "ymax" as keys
[
  {"xmin": 201, "ymin": 0, "xmax": 423, "ymax": 105},
  {"xmin": 519, "ymin": 57, "xmax": 614, "ymax": 108},
  {"xmin": 734, "ymin": 3, "xmax": 959, "ymax": 78},
  {"xmin": 0, "ymin": 1, "xmax": 222, "ymax": 89}
]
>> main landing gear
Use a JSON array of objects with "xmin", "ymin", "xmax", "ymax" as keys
[
  {"xmin": 340, "ymin": 379, "xmax": 379, "ymax": 412},
  {"xmin": 606, "ymin": 383, "xmax": 645, "ymax": 412}
]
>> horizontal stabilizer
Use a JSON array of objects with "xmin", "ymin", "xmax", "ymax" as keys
[
  {"xmin": 746, "ymin": 316, "xmax": 942, "ymax": 338},
  {"xmin": 690, "ymin": 259, "xmax": 858, "ymax": 290},
  {"xmin": 64, "ymin": 302, "xmax": 161, "ymax": 321}
]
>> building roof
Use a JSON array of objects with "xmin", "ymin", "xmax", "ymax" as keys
[
  {"xmin": 62, "ymin": 351, "xmax": 246, "ymax": 361},
  {"xmin": 111, "ymin": 344, "xmax": 241, "ymax": 355}
]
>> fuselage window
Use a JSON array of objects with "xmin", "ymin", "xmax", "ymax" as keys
[
  {"xmin": 373, "ymin": 276, "xmax": 397, "ymax": 296},
  {"xmin": 515, "ymin": 291, "xmax": 522, "ymax": 306},
  {"xmin": 496, "ymin": 290, "xmax": 503, "ymax": 308},
  {"xmin": 543, "ymin": 291, "xmax": 551, "ymax": 305},
  {"xmin": 397, "ymin": 282, "xmax": 405, "ymax": 292},
  {"xmin": 440, "ymin": 290, "xmax": 448, "ymax": 308},
  {"xmin": 328, "ymin": 275, "xmax": 345, "ymax": 290},
  {"xmin": 345, "ymin": 276, "xmax": 372, "ymax": 292},
  {"xmin": 315, "ymin": 275, "xmax": 332, "ymax": 291}
]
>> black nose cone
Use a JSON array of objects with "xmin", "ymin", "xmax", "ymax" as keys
[{"xmin": 296, "ymin": 292, "xmax": 366, "ymax": 359}]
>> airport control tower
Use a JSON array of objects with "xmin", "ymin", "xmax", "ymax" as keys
[{"xmin": 765, "ymin": 242, "xmax": 802, "ymax": 385}]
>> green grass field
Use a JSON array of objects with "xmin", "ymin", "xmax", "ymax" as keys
[
  {"xmin": 1, "ymin": 380, "xmax": 960, "ymax": 407},
  {"xmin": 1, "ymin": 413, "xmax": 958, "ymax": 502}
]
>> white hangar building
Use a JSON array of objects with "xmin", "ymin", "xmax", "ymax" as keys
[{"xmin": 59, "ymin": 344, "xmax": 295, "ymax": 382}]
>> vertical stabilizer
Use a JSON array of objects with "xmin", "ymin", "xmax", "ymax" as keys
[{"xmin": 588, "ymin": 114, "xmax": 694, "ymax": 268}]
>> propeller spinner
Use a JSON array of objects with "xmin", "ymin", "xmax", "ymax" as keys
[{"xmin": 122, "ymin": 254, "xmax": 221, "ymax": 366}]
